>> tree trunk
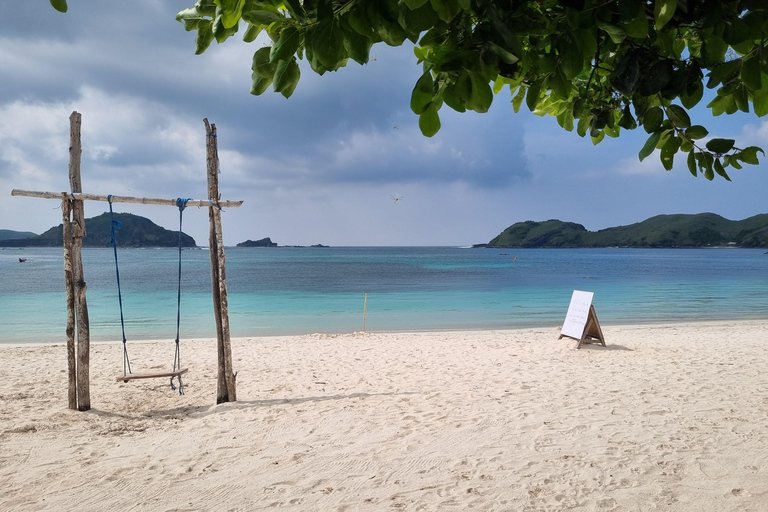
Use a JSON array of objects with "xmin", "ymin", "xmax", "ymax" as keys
[
  {"xmin": 62, "ymin": 196, "xmax": 77, "ymax": 410},
  {"xmin": 69, "ymin": 111, "xmax": 91, "ymax": 411},
  {"xmin": 205, "ymin": 119, "xmax": 236, "ymax": 403}
]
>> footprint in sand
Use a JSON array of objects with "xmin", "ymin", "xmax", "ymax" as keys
[{"xmin": 696, "ymin": 458, "xmax": 727, "ymax": 478}]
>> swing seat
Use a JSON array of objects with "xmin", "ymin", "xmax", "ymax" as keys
[{"xmin": 117, "ymin": 368, "xmax": 188, "ymax": 383}]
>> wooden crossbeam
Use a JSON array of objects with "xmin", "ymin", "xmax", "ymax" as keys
[
  {"xmin": 11, "ymin": 189, "xmax": 243, "ymax": 208},
  {"xmin": 116, "ymin": 368, "xmax": 188, "ymax": 383}
]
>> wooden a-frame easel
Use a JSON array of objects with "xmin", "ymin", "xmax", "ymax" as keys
[
  {"xmin": 12, "ymin": 112, "xmax": 242, "ymax": 411},
  {"xmin": 558, "ymin": 290, "xmax": 606, "ymax": 349},
  {"xmin": 559, "ymin": 304, "xmax": 606, "ymax": 349}
]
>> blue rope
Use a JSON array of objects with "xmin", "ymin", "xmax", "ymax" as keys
[
  {"xmin": 108, "ymin": 195, "xmax": 131, "ymax": 377},
  {"xmin": 171, "ymin": 198, "xmax": 191, "ymax": 395}
]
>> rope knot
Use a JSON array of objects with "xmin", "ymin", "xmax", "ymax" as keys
[{"xmin": 176, "ymin": 197, "xmax": 191, "ymax": 212}]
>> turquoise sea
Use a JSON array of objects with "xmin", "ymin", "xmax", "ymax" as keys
[{"xmin": 1, "ymin": 246, "xmax": 766, "ymax": 344}]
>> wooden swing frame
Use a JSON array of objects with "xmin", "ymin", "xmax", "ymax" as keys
[{"xmin": 12, "ymin": 112, "xmax": 240, "ymax": 410}]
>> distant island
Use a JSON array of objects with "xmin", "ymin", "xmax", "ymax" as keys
[
  {"xmin": 0, "ymin": 229, "xmax": 37, "ymax": 241},
  {"xmin": 0, "ymin": 212, "xmax": 196, "ymax": 248},
  {"xmin": 236, "ymin": 237, "xmax": 328, "ymax": 248},
  {"xmin": 237, "ymin": 237, "xmax": 277, "ymax": 247},
  {"xmin": 478, "ymin": 213, "xmax": 768, "ymax": 248}
]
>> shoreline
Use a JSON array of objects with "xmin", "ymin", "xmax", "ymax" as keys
[
  {"xmin": 2, "ymin": 320, "xmax": 767, "ymax": 510},
  {"xmin": 3, "ymin": 316, "xmax": 766, "ymax": 348}
]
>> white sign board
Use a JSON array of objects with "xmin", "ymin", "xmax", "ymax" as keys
[{"xmin": 561, "ymin": 290, "xmax": 594, "ymax": 339}]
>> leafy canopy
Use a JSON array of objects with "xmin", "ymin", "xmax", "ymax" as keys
[{"xmin": 59, "ymin": 0, "xmax": 768, "ymax": 180}]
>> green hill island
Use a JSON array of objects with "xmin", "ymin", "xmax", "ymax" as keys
[
  {"xmin": 0, "ymin": 213, "xmax": 195, "ymax": 248},
  {"xmin": 479, "ymin": 213, "xmax": 768, "ymax": 248}
]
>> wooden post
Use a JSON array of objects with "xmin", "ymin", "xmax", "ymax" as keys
[
  {"xmin": 62, "ymin": 196, "xmax": 77, "ymax": 410},
  {"xmin": 205, "ymin": 119, "xmax": 236, "ymax": 403},
  {"xmin": 69, "ymin": 111, "xmax": 91, "ymax": 411}
]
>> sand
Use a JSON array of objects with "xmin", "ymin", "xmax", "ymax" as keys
[{"xmin": 1, "ymin": 320, "xmax": 767, "ymax": 511}]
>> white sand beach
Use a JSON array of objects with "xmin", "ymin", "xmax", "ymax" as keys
[{"xmin": 1, "ymin": 320, "xmax": 767, "ymax": 511}]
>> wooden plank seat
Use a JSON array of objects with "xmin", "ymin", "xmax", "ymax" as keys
[{"xmin": 116, "ymin": 368, "xmax": 188, "ymax": 383}]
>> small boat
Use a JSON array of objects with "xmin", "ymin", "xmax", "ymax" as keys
[{"xmin": 18, "ymin": 258, "xmax": 27, "ymax": 262}]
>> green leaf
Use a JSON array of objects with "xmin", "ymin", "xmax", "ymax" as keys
[
  {"xmin": 250, "ymin": 75, "xmax": 272, "ymax": 95},
  {"xmin": 654, "ymin": 0, "xmax": 676, "ymax": 30},
  {"xmin": 741, "ymin": 53, "xmax": 763, "ymax": 91},
  {"xmin": 398, "ymin": 1, "xmax": 439, "ymax": 36},
  {"xmin": 576, "ymin": 115, "xmax": 591, "ymax": 137},
  {"xmin": 195, "ymin": 20, "xmax": 215, "ymax": 54},
  {"xmin": 724, "ymin": 155, "xmax": 742, "ymax": 169},
  {"xmin": 346, "ymin": 8, "xmax": 377, "ymax": 39},
  {"xmin": 685, "ymin": 125, "xmax": 709, "ymax": 140},
  {"xmin": 702, "ymin": 35, "xmax": 728, "ymax": 64},
  {"xmin": 739, "ymin": 146, "xmax": 764, "ymax": 165},
  {"xmin": 243, "ymin": 8, "xmax": 283, "ymax": 26},
  {"xmin": 453, "ymin": 71, "xmax": 472, "ymax": 106},
  {"xmin": 618, "ymin": 105, "xmax": 637, "ymax": 129},
  {"xmin": 430, "ymin": 0, "xmax": 460, "ymax": 23},
  {"xmin": 526, "ymin": 79, "xmax": 544, "ymax": 112},
  {"xmin": 660, "ymin": 135, "xmax": 680, "ymax": 170},
  {"xmin": 733, "ymin": 84, "xmax": 749, "ymax": 113},
  {"xmin": 753, "ymin": 76, "xmax": 768, "ymax": 116},
  {"xmin": 195, "ymin": 0, "xmax": 217, "ymax": 17},
  {"xmin": 468, "ymin": 72, "xmax": 493, "ymax": 113},
  {"xmin": 443, "ymin": 83, "xmax": 466, "ymax": 113},
  {"xmin": 273, "ymin": 57, "xmax": 300, "ymax": 98},
  {"xmin": 549, "ymin": 70, "xmax": 570, "ymax": 99},
  {"xmin": 177, "ymin": 9, "xmax": 205, "ymax": 31},
  {"xmin": 243, "ymin": 23, "xmax": 263, "ymax": 43},
  {"xmin": 639, "ymin": 131, "xmax": 661, "ymax": 161},
  {"xmin": 642, "ymin": 107, "xmax": 664, "ymax": 133},
  {"xmin": 624, "ymin": 8, "xmax": 648, "ymax": 38},
  {"xmin": 419, "ymin": 103, "xmax": 441, "ymax": 137},
  {"xmin": 270, "ymin": 27, "xmax": 302, "ymax": 63},
  {"xmin": 306, "ymin": 18, "xmax": 346, "ymax": 71},
  {"xmin": 343, "ymin": 29, "xmax": 372, "ymax": 65},
  {"xmin": 680, "ymin": 80, "xmax": 703, "ymax": 109},
  {"xmin": 667, "ymin": 105, "xmax": 691, "ymax": 128},
  {"xmin": 217, "ymin": 0, "xmax": 244, "ymax": 29},
  {"xmin": 213, "ymin": 11, "xmax": 239, "ymax": 44},
  {"xmin": 282, "ymin": 0, "xmax": 306, "ymax": 20},
  {"xmin": 596, "ymin": 21, "xmax": 626, "ymax": 44},
  {"xmin": 511, "ymin": 86, "xmax": 525, "ymax": 113},
  {"xmin": 706, "ymin": 92, "xmax": 735, "ymax": 117},
  {"xmin": 713, "ymin": 158, "xmax": 731, "ymax": 181},
  {"xmin": 252, "ymin": 47, "xmax": 277, "ymax": 78},
  {"xmin": 557, "ymin": 108, "xmax": 574, "ymax": 131},
  {"xmin": 403, "ymin": 0, "xmax": 429, "ymax": 8},
  {"xmin": 49, "ymin": 0, "xmax": 67, "ymax": 13},
  {"xmin": 703, "ymin": 166, "xmax": 714, "ymax": 180},
  {"xmin": 686, "ymin": 150, "xmax": 697, "ymax": 176},
  {"xmin": 372, "ymin": 13, "xmax": 408, "ymax": 47},
  {"xmin": 707, "ymin": 59, "xmax": 742, "ymax": 89},
  {"xmin": 410, "ymin": 71, "xmax": 434, "ymax": 115},
  {"xmin": 489, "ymin": 43, "xmax": 519, "ymax": 65},
  {"xmin": 557, "ymin": 33, "xmax": 583, "ymax": 79},
  {"xmin": 705, "ymin": 138, "xmax": 735, "ymax": 154}
]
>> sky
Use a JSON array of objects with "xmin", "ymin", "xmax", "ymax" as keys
[{"xmin": 1, "ymin": 2, "xmax": 767, "ymax": 247}]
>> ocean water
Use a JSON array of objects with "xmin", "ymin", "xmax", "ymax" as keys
[{"xmin": 1, "ymin": 246, "xmax": 766, "ymax": 344}]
